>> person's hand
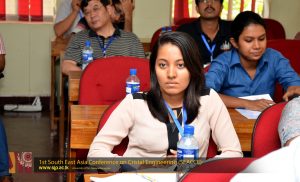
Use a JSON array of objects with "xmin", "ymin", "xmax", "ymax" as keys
[
  {"xmin": 71, "ymin": 0, "xmax": 81, "ymax": 12},
  {"xmin": 121, "ymin": 0, "xmax": 134, "ymax": 16},
  {"xmin": 167, "ymin": 149, "xmax": 177, "ymax": 158},
  {"xmin": 283, "ymin": 86, "xmax": 300, "ymax": 101},
  {"xmin": 244, "ymin": 99, "xmax": 275, "ymax": 111}
]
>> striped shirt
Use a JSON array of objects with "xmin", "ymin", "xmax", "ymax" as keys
[
  {"xmin": 64, "ymin": 28, "xmax": 145, "ymax": 64},
  {"xmin": 0, "ymin": 34, "xmax": 5, "ymax": 55}
]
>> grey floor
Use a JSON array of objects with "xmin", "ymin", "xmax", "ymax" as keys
[{"xmin": 2, "ymin": 111, "xmax": 63, "ymax": 182}]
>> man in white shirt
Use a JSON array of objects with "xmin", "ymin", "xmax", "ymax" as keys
[
  {"xmin": 54, "ymin": 0, "xmax": 83, "ymax": 37},
  {"xmin": 231, "ymin": 97, "xmax": 300, "ymax": 182}
]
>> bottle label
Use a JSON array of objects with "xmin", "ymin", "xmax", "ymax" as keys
[
  {"xmin": 177, "ymin": 148, "xmax": 199, "ymax": 160},
  {"xmin": 82, "ymin": 51, "xmax": 93, "ymax": 63},
  {"xmin": 82, "ymin": 51, "xmax": 93, "ymax": 70},
  {"xmin": 126, "ymin": 82, "xmax": 140, "ymax": 94}
]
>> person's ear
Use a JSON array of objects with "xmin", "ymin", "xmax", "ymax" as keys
[
  {"xmin": 106, "ymin": 4, "xmax": 114, "ymax": 17},
  {"xmin": 195, "ymin": 4, "xmax": 200, "ymax": 14},
  {"xmin": 229, "ymin": 38, "xmax": 238, "ymax": 49}
]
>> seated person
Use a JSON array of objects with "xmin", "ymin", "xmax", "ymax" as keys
[
  {"xmin": 62, "ymin": 0, "xmax": 145, "ymax": 76},
  {"xmin": 54, "ymin": 0, "xmax": 83, "ymax": 37},
  {"xmin": 231, "ymin": 96, "xmax": 300, "ymax": 181},
  {"xmin": 205, "ymin": 11, "xmax": 300, "ymax": 111},
  {"xmin": 75, "ymin": 0, "xmax": 134, "ymax": 32},
  {"xmin": 176, "ymin": 0, "xmax": 232, "ymax": 66},
  {"xmin": 87, "ymin": 32, "xmax": 242, "ymax": 171},
  {"xmin": 0, "ymin": 118, "xmax": 12, "ymax": 182}
]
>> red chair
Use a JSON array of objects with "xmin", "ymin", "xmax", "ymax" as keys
[
  {"xmin": 267, "ymin": 39, "xmax": 300, "ymax": 74},
  {"xmin": 251, "ymin": 102, "xmax": 287, "ymax": 158},
  {"xmin": 97, "ymin": 100, "xmax": 128, "ymax": 156},
  {"xmin": 264, "ymin": 18, "xmax": 286, "ymax": 40},
  {"xmin": 150, "ymin": 25, "xmax": 178, "ymax": 52},
  {"xmin": 180, "ymin": 158, "xmax": 256, "ymax": 182},
  {"xmin": 79, "ymin": 56, "xmax": 150, "ymax": 105},
  {"xmin": 76, "ymin": 57, "xmax": 149, "ymax": 161},
  {"xmin": 267, "ymin": 39, "xmax": 300, "ymax": 102}
]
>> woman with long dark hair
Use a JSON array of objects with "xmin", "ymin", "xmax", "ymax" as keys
[
  {"xmin": 206, "ymin": 11, "xmax": 300, "ymax": 111},
  {"xmin": 88, "ymin": 32, "xmax": 242, "ymax": 165}
]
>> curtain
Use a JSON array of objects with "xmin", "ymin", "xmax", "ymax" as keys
[
  {"xmin": 173, "ymin": 0, "xmax": 189, "ymax": 25},
  {"xmin": 251, "ymin": 0, "xmax": 256, "ymax": 11},
  {"xmin": 1, "ymin": 0, "xmax": 43, "ymax": 21},
  {"xmin": 18, "ymin": 0, "xmax": 30, "ymax": 21},
  {"xmin": 30, "ymin": 0, "xmax": 43, "ymax": 21},
  {"xmin": 240, "ymin": 0, "xmax": 245, "ymax": 12},
  {"xmin": 0, "ymin": 0, "xmax": 5, "ymax": 20}
]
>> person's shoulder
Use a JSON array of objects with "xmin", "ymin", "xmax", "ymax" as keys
[
  {"xmin": 177, "ymin": 19, "xmax": 199, "ymax": 31},
  {"xmin": 119, "ymin": 30, "xmax": 140, "ymax": 41},
  {"xmin": 219, "ymin": 19, "xmax": 232, "ymax": 26},
  {"xmin": 200, "ymin": 87, "xmax": 211, "ymax": 96},
  {"xmin": 284, "ymin": 97, "xmax": 300, "ymax": 110},
  {"xmin": 199, "ymin": 88, "xmax": 222, "ymax": 107},
  {"xmin": 132, "ymin": 92, "xmax": 147, "ymax": 100},
  {"xmin": 263, "ymin": 48, "xmax": 286, "ymax": 61},
  {"xmin": 69, "ymin": 30, "xmax": 89, "ymax": 42},
  {"xmin": 213, "ymin": 50, "xmax": 233, "ymax": 64}
]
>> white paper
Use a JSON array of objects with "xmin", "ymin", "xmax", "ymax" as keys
[
  {"xmin": 235, "ymin": 94, "xmax": 273, "ymax": 119},
  {"xmin": 90, "ymin": 173, "xmax": 178, "ymax": 182}
]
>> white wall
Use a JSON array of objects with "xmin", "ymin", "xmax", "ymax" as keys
[
  {"xmin": 0, "ymin": 0, "xmax": 172, "ymax": 97},
  {"xmin": 269, "ymin": 0, "xmax": 300, "ymax": 38},
  {"xmin": 133, "ymin": 0, "xmax": 172, "ymax": 41},
  {"xmin": 0, "ymin": 23, "xmax": 54, "ymax": 96}
]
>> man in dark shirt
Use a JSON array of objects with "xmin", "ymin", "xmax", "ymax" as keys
[{"xmin": 177, "ymin": 0, "xmax": 231, "ymax": 66}]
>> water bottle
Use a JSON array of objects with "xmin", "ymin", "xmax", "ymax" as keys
[
  {"xmin": 177, "ymin": 125, "xmax": 199, "ymax": 173},
  {"xmin": 126, "ymin": 68, "xmax": 140, "ymax": 94},
  {"xmin": 177, "ymin": 125, "xmax": 199, "ymax": 160},
  {"xmin": 82, "ymin": 40, "xmax": 93, "ymax": 70}
]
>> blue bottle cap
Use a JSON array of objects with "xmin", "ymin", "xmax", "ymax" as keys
[
  {"xmin": 130, "ymin": 68, "xmax": 137, "ymax": 75},
  {"xmin": 85, "ymin": 40, "xmax": 91, "ymax": 47},
  {"xmin": 184, "ymin": 125, "xmax": 194, "ymax": 135}
]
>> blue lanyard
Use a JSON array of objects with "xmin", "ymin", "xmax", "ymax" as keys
[
  {"xmin": 201, "ymin": 34, "xmax": 216, "ymax": 62},
  {"xmin": 79, "ymin": 10, "xmax": 83, "ymax": 18},
  {"xmin": 96, "ymin": 36, "xmax": 116, "ymax": 57},
  {"xmin": 164, "ymin": 101, "xmax": 187, "ymax": 137}
]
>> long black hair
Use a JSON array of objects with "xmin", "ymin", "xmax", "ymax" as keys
[{"xmin": 147, "ymin": 31, "xmax": 206, "ymax": 124}]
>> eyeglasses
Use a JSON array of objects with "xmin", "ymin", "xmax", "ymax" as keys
[
  {"xmin": 199, "ymin": 0, "xmax": 220, "ymax": 4},
  {"xmin": 83, "ymin": 3, "xmax": 104, "ymax": 17}
]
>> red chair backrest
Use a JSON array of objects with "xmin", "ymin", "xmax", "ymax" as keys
[
  {"xmin": 251, "ymin": 102, "xmax": 287, "ymax": 158},
  {"xmin": 150, "ymin": 25, "xmax": 178, "ymax": 52},
  {"xmin": 181, "ymin": 158, "xmax": 256, "ymax": 182},
  {"xmin": 79, "ymin": 56, "xmax": 150, "ymax": 105},
  {"xmin": 206, "ymin": 136, "xmax": 217, "ymax": 159},
  {"xmin": 267, "ymin": 40, "xmax": 300, "ymax": 102},
  {"xmin": 264, "ymin": 18, "xmax": 286, "ymax": 40},
  {"xmin": 267, "ymin": 39, "xmax": 300, "ymax": 74},
  {"xmin": 97, "ymin": 100, "xmax": 128, "ymax": 156}
]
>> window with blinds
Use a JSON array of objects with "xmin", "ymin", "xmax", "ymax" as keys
[
  {"xmin": 173, "ymin": 0, "xmax": 266, "ymax": 24},
  {"xmin": 0, "ymin": 0, "xmax": 55, "ymax": 22}
]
